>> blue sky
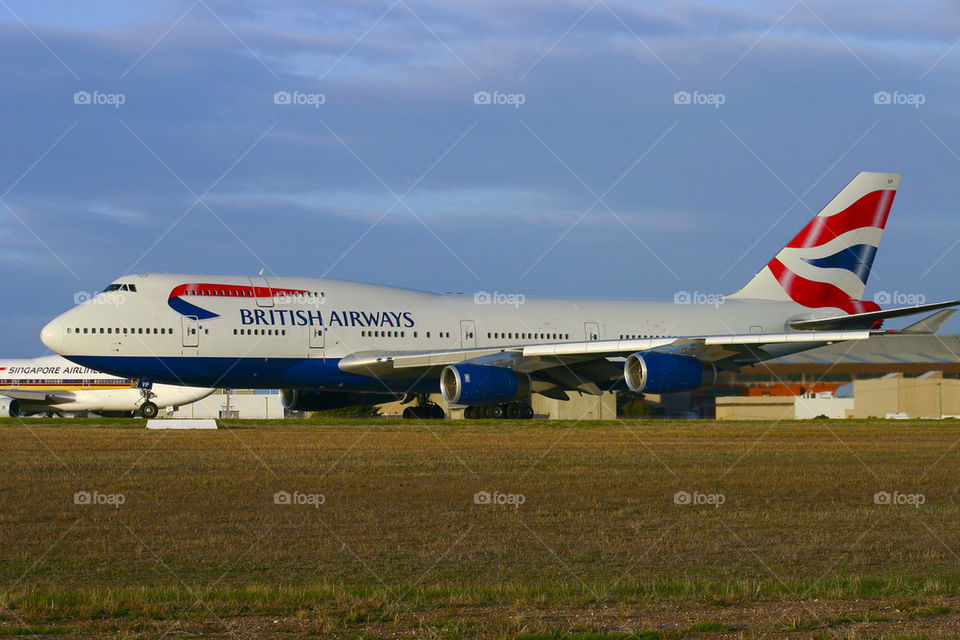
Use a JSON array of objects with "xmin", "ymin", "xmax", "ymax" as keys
[{"xmin": 2, "ymin": 0, "xmax": 960, "ymax": 356}]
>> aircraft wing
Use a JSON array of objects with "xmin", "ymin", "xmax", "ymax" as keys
[
  {"xmin": 0, "ymin": 389, "xmax": 77, "ymax": 404},
  {"xmin": 338, "ymin": 330, "xmax": 871, "ymax": 383},
  {"xmin": 519, "ymin": 330, "xmax": 871, "ymax": 368}
]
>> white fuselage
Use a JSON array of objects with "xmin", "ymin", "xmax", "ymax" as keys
[
  {"xmin": 0, "ymin": 354, "xmax": 214, "ymax": 415},
  {"xmin": 39, "ymin": 273, "xmax": 826, "ymax": 393}
]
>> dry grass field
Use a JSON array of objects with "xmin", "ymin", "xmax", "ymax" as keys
[{"xmin": 2, "ymin": 418, "xmax": 960, "ymax": 639}]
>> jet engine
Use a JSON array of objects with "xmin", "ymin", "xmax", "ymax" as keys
[
  {"xmin": 0, "ymin": 397, "xmax": 21, "ymax": 417},
  {"xmin": 623, "ymin": 351, "xmax": 717, "ymax": 393},
  {"xmin": 440, "ymin": 364, "xmax": 530, "ymax": 406}
]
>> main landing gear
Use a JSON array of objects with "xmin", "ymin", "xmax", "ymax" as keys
[
  {"xmin": 463, "ymin": 401, "xmax": 534, "ymax": 420},
  {"xmin": 402, "ymin": 393, "xmax": 445, "ymax": 419}
]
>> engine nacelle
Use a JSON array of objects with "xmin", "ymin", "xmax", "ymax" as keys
[
  {"xmin": 623, "ymin": 352, "xmax": 717, "ymax": 394},
  {"xmin": 0, "ymin": 397, "xmax": 21, "ymax": 417},
  {"xmin": 440, "ymin": 364, "xmax": 530, "ymax": 406},
  {"xmin": 280, "ymin": 389, "xmax": 390, "ymax": 411}
]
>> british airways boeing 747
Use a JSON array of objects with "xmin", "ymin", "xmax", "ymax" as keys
[{"xmin": 40, "ymin": 172, "xmax": 958, "ymax": 418}]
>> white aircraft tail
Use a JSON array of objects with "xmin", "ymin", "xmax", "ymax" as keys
[{"xmin": 729, "ymin": 171, "xmax": 900, "ymax": 314}]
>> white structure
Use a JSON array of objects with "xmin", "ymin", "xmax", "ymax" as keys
[
  {"xmin": 166, "ymin": 390, "xmax": 283, "ymax": 419},
  {"xmin": 794, "ymin": 394, "xmax": 855, "ymax": 419},
  {"xmin": 147, "ymin": 419, "xmax": 218, "ymax": 429}
]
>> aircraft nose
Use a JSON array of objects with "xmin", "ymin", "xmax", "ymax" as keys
[{"xmin": 41, "ymin": 317, "xmax": 64, "ymax": 353}]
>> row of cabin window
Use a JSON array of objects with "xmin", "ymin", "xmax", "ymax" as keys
[
  {"xmin": 184, "ymin": 289, "xmax": 323, "ymax": 298},
  {"xmin": 358, "ymin": 330, "xmax": 453, "ymax": 338},
  {"xmin": 67, "ymin": 327, "xmax": 172, "ymax": 335},
  {"xmin": 233, "ymin": 328, "xmax": 286, "ymax": 336},
  {"xmin": 486, "ymin": 332, "xmax": 570, "ymax": 340},
  {"xmin": 619, "ymin": 334, "xmax": 661, "ymax": 339}
]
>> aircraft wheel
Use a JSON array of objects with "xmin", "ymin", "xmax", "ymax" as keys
[
  {"xmin": 463, "ymin": 406, "xmax": 476, "ymax": 419},
  {"xmin": 430, "ymin": 404, "xmax": 445, "ymax": 419},
  {"xmin": 521, "ymin": 404, "xmax": 534, "ymax": 420},
  {"xmin": 139, "ymin": 402, "xmax": 159, "ymax": 419},
  {"xmin": 403, "ymin": 407, "xmax": 417, "ymax": 419},
  {"xmin": 506, "ymin": 402, "xmax": 522, "ymax": 420},
  {"xmin": 490, "ymin": 404, "xmax": 505, "ymax": 419}
]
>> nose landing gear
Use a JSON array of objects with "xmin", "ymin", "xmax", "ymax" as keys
[
  {"xmin": 136, "ymin": 380, "xmax": 159, "ymax": 419},
  {"xmin": 139, "ymin": 401, "xmax": 159, "ymax": 419}
]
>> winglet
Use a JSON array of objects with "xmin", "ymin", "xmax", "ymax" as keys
[{"xmin": 899, "ymin": 309, "xmax": 957, "ymax": 334}]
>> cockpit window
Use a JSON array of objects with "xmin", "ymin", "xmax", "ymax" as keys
[{"xmin": 102, "ymin": 283, "xmax": 137, "ymax": 292}]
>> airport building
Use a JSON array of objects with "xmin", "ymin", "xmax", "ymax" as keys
[{"xmin": 713, "ymin": 332, "xmax": 960, "ymax": 420}]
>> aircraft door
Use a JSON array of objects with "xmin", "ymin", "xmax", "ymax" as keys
[
  {"xmin": 249, "ymin": 275, "xmax": 274, "ymax": 307},
  {"xmin": 584, "ymin": 322, "xmax": 600, "ymax": 341},
  {"xmin": 182, "ymin": 316, "xmax": 200, "ymax": 347},
  {"xmin": 460, "ymin": 320, "xmax": 476, "ymax": 348},
  {"xmin": 309, "ymin": 325, "xmax": 325, "ymax": 349}
]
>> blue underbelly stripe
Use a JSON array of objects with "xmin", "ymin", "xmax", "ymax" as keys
[{"xmin": 65, "ymin": 355, "xmax": 433, "ymax": 394}]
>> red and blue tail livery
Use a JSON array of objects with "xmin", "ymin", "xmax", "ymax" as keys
[{"xmin": 732, "ymin": 172, "xmax": 898, "ymax": 315}]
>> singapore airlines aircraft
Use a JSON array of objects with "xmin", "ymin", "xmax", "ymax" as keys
[
  {"xmin": 0, "ymin": 355, "xmax": 214, "ymax": 418},
  {"xmin": 40, "ymin": 172, "xmax": 958, "ymax": 418}
]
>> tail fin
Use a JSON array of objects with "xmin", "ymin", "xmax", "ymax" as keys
[{"xmin": 729, "ymin": 171, "xmax": 900, "ymax": 314}]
